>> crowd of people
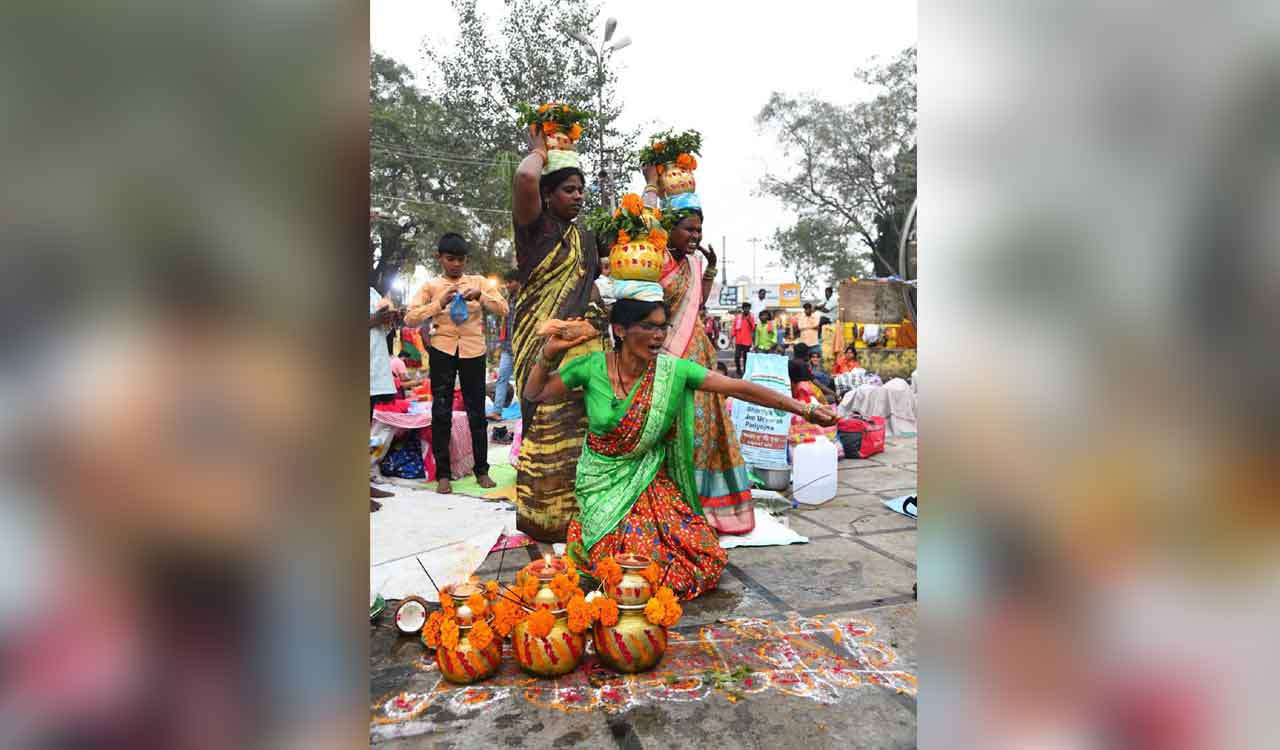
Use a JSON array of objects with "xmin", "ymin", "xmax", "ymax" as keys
[{"xmin": 369, "ymin": 120, "xmax": 843, "ymax": 601}]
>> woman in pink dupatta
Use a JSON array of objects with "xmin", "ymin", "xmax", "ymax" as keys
[{"xmin": 643, "ymin": 184, "xmax": 756, "ymax": 534}]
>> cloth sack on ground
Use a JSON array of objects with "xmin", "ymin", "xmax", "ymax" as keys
[{"xmin": 882, "ymin": 377, "xmax": 918, "ymax": 435}]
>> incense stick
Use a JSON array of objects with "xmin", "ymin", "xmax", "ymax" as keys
[{"xmin": 416, "ymin": 557, "xmax": 442, "ymax": 596}]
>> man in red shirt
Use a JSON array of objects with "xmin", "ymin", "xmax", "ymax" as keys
[{"xmin": 731, "ymin": 301, "xmax": 756, "ymax": 377}]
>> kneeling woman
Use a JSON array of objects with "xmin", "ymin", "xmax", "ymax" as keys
[{"xmin": 523, "ymin": 297, "xmax": 838, "ymax": 600}]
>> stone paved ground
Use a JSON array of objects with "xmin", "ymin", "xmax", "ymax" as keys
[{"xmin": 371, "ymin": 436, "xmax": 918, "ymax": 749}]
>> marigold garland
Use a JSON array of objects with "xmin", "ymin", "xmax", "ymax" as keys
[
  {"xmin": 466, "ymin": 593, "xmax": 489, "ymax": 618},
  {"xmin": 643, "ymin": 586, "xmax": 683, "ymax": 627},
  {"xmin": 440, "ymin": 619, "xmax": 460, "ymax": 650},
  {"xmin": 520, "ymin": 573, "xmax": 540, "ymax": 603},
  {"xmin": 594, "ymin": 557, "xmax": 624, "ymax": 587},
  {"xmin": 569, "ymin": 123, "xmax": 582, "ymax": 141},
  {"xmin": 527, "ymin": 608, "xmax": 556, "ymax": 639},
  {"xmin": 549, "ymin": 573, "xmax": 579, "ymax": 606},
  {"xmin": 648, "ymin": 227, "xmax": 668, "ymax": 251},
  {"xmin": 592, "ymin": 596, "xmax": 619, "ymax": 627},
  {"xmin": 615, "ymin": 229, "xmax": 631, "ymax": 246},
  {"xmin": 468, "ymin": 620, "xmax": 495, "ymax": 652},
  {"xmin": 491, "ymin": 598, "xmax": 523, "ymax": 638},
  {"xmin": 620, "ymin": 193, "xmax": 644, "ymax": 216},
  {"xmin": 422, "ymin": 611, "xmax": 443, "ymax": 648},
  {"xmin": 485, "ymin": 580, "xmax": 499, "ymax": 598},
  {"xmin": 541, "ymin": 121, "xmax": 558, "ymax": 136},
  {"xmin": 675, "ymin": 153, "xmax": 698, "ymax": 170},
  {"xmin": 440, "ymin": 595, "xmax": 456, "ymax": 619},
  {"xmin": 565, "ymin": 594, "xmax": 593, "ymax": 634}
]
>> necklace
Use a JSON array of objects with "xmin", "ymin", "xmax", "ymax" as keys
[{"xmin": 609, "ymin": 352, "xmax": 642, "ymax": 407}]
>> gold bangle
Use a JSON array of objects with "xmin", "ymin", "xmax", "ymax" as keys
[{"xmin": 644, "ymin": 184, "xmax": 659, "ymax": 193}]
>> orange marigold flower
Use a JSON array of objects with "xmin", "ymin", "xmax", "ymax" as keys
[
  {"xmin": 527, "ymin": 608, "xmax": 556, "ymax": 639},
  {"xmin": 831, "ymin": 626, "xmax": 843, "ymax": 643},
  {"xmin": 676, "ymin": 153, "xmax": 696, "ymax": 170},
  {"xmin": 566, "ymin": 594, "xmax": 592, "ymax": 634},
  {"xmin": 639, "ymin": 563, "xmax": 662, "ymax": 587},
  {"xmin": 620, "ymin": 193, "xmax": 644, "ymax": 215},
  {"xmin": 561, "ymin": 104, "xmax": 571, "ymax": 113},
  {"xmin": 615, "ymin": 229, "xmax": 631, "ymax": 247},
  {"xmin": 659, "ymin": 600, "xmax": 682, "ymax": 627},
  {"xmin": 468, "ymin": 620, "xmax": 495, "ymax": 651},
  {"xmin": 542, "ymin": 121, "xmax": 559, "ymax": 136},
  {"xmin": 485, "ymin": 580, "xmax": 499, "ymax": 596},
  {"xmin": 594, "ymin": 557, "xmax": 624, "ymax": 586},
  {"xmin": 649, "ymin": 227, "xmax": 668, "ymax": 250},
  {"xmin": 568, "ymin": 123, "xmax": 582, "ymax": 141},
  {"xmin": 655, "ymin": 585, "xmax": 677, "ymax": 604},
  {"xmin": 422, "ymin": 611, "xmax": 443, "ymax": 648},
  {"xmin": 655, "ymin": 164, "xmax": 664, "ymax": 174},
  {"xmin": 538, "ymin": 103, "xmax": 551, "ymax": 114},
  {"xmin": 520, "ymin": 574, "xmax": 540, "ymax": 603},
  {"xmin": 492, "ymin": 598, "xmax": 523, "ymax": 638},
  {"xmin": 653, "ymin": 141, "xmax": 667, "ymax": 152},
  {"xmin": 593, "ymin": 597, "xmax": 620, "ymax": 627},
  {"xmin": 440, "ymin": 596, "xmax": 456, "ymax": 618},
  {"xmin": 643, "ymin": 597, "xmax": 666, "ymax": 626},
  {"xmin": 550, "ymin": 573, "xmax": 579, "ymax": 605},
  {"xmin": 440, "ymin": 619, "xmax": 460, "ymax": 650},
  {"xmin": 652, "ymin": 207, "xmax": 662, "ymax": 220},
  {"xmin": 466, "ymin": 593, "xmax": 489, "ymax": 618}
]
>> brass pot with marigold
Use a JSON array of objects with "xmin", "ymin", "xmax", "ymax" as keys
[
  {"xmin": 517, "ymin": 101, "xmax": 592, "ymax": 151},
  {"xmin": 507, "ymin": 556, "xmax": 590, "ymax": 677},
  {"xmin": 586, "ymin": 194, "xmax": 666, "ymax": 283},
  {"xmin": 586, "ymin": 555, "xmax": 679, "ymax": 674},
  {"xmin": 638, "ymin": 129, "xmax": 702, "ymax": 197},
  {"xmin": 420, "ymin": 581, "xmax": 505, "ymax": 685}
]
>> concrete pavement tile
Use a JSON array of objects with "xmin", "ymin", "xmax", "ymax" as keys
[
  {"xmin": 838, "ymin": 465, "xmax": 918, "ymax": 493},
  {"xmin": 722, "ymin": 539, "xmax": 914, "ymax": 613},
  {"xmin": 792, "ymin": 495, "xmax": 917, "ymax": 535}
]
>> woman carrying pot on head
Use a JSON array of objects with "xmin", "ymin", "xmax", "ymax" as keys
[
  {"xmin": 523, "ymin": 291, "xmax": 838, "ymax": 600},
  {"xmin": 510, "ymin": 120, "xmax": 606, "ymax": 542},
  {"xmin": 640, "ymin": 163, "xmax": 757, "ymax": 536}
]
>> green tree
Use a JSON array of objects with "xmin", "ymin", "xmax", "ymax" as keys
[
  {"xmin": 422, "ymin": 0, "xmax": 637, "ymax": 207},
  {"xmin": 756, "ymin": 46, "xmax": 916, "ymax": 280},
  {"xmin": 767, "ymin": 216, "xmax": 869, "ymax": 296},
  {"xmin": 370, "ymin": 0, "xmax": 638, "ymax": 289}
]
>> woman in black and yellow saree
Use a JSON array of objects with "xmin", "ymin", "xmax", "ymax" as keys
[{"xmin": 510, "ymin": 115, "xmax": 606, "ymax": 542}]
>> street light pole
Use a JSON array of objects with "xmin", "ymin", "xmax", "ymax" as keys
[{"xmin": 565, "ymin": 19, "xmax": 630, "ymax": 209}]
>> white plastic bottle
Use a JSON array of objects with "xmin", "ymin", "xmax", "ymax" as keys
[{"xmin": 792, "ymin": 437, "xmax": 838, "ymax": 505}]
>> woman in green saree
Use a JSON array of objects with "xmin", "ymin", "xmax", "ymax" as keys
[{"xmin": 523, "ymin": 296, "xmax": 838, "ymax": 600}]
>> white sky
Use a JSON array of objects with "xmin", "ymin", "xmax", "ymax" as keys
[{"xmin": 371, "ymin": 0, "xmax": 916, "ymax": 290}]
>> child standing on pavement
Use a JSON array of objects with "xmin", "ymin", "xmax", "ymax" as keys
[{"xmin": 405, "ymin": 233, "xmax": 509, "ymax": 494}]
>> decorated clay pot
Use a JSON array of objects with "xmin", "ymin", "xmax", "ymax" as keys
[
  {"xmin": 443, "ymin": 582, "xmax": 484, "ymax": 626},
  {"xmin": 658, "ymin": 164, "xmax": 695, "ymax": 196},
  {"xmin": 605, "ymin": 553, "xmax": 654, "ymax": 606},
  {"xmin": 592, "ymin": 605, "xmax": 667, "ymax": 673},
  {"xmin": 607, "ymin": 240, "xmax": 663, "ymax": 283},
  {"xmin": 545, "ymin": 131, "xmax": 575, "ymax": 151},
  {"xmin": 435, "ymin": 620, "xmax": 502, "ymax": 685},
  {"xmin": 511, "ymin": 609, "xmax": 587, "ymax": 677}
]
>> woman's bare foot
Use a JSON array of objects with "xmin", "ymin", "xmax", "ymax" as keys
[
  {"xmin": 475, "ymin": 474, "xmax": 496, "ymax": 489},
  {"xmin": 437, "ymin": 478, "xmax": 452, "ymax": 494}
]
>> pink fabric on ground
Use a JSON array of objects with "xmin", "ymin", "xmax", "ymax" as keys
[{"xmin": 371, "ymin": 403, "xmax": 475, "ymax": 479}]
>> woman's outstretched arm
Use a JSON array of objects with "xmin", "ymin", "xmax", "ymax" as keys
[{"xmin": 698, "ymin": 371, "xmax": 838, "ymax": 426}]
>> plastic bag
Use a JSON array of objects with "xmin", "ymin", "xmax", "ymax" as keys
[{"xmin": 448, "ymin": 290, "xmax": 469, "ymax": 324}]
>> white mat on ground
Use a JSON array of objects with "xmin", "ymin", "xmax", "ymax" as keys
[
  {"xmin": 371, "ymin": 486, "xmax": 515, "ymax": 602},
  {"xmin": 720, "ymin": 510, "xmax": 809, "ymax": 549}
]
